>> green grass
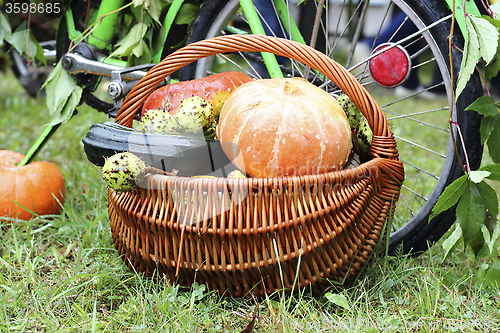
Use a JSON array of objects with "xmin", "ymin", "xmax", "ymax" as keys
[{"xmin": 0, "ymin": 71, "xmax": 499, "ymax": 332}]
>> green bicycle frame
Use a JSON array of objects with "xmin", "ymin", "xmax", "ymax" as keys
[
  {"xmin": 87, "ymin": 0, "xmax": 127, "ymax": 49},
  {"xmin": 239, "ymin": 0, "xmax": 308, "ymax": 78}
]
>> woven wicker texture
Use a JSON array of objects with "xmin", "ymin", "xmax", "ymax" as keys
[{"xmin": 109, "ymin": 34, "xmax": 404, "ymax": 297}]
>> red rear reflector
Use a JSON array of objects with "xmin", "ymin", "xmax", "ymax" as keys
[{"xmin": 368, "ymin": 43, "xmax": 412, "ymax": 88}]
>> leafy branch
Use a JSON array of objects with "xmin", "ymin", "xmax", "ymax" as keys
[
  {"xmin": 432, "ymin": 0, "xmax": 500, "ymax": 271},
  {"xmin": 5, "ymin": 0, "xmax": 201, "ymax": 126}
]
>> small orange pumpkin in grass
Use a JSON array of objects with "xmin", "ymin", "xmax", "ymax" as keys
[
  {"xmin": 0, "ymin": 150, "xmax": 65, "ymax": 221},
  {"xmin": 218, "ymin": 78, "xmax": 353, "ymax": 177}
]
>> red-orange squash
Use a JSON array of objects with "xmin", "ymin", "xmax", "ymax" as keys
[
  {"xmin": 0, "ymin": 150, "xmax": 65, "ymax": 221},
  {"xmin": 142, "ymin": 71, "xmax": 253, "ymax": 118},
  {"xmin": 218, "ymin": 78, "xmax": 352, "ymax": 177}
]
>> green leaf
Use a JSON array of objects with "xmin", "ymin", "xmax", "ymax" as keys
[
  {"xmin": 129, "ymin": 40, "xmax": 152, "ymax": 66},
  {"xmin": 456, "ymin": 18, "xmax": 480, "ymax": 100},
  {"xmin": 109, "ymin": 22, "xmax": 148, "ymax": 58},
  {"xmin": 481, "ymin": 17, "xmax": 500, "ymax": 79},
  {"xmin": 487, "ymin": 6, "xmax": 500, "ymax": 22},
  {"xmin": 7, "ymin": 23, "xmax": 44, "ymax": 65},
  {"xmin": 465, "ymin": 96, "xmax": 498, "ymax": 116},
  {"xmin": 441, "ymin": 224, "xmax": 462, "ymax": 262},
  {"xmin": 484, "ymin": 261, "xmax": 500, "ymax": 287},
  {"xmin": 47, "ymin": 86, "xmax": 83, "ymax": 126},
  {"xmin": 488, "ymin": 225, "xmax": 500, "ymax": 254},
  {"xmin": 133, "ymin": 0, "xmax": 146, "ymax": 6},
  {"xmin": 481, "ymin": 164, "xmax": 500, "ymax": 180},
  {"xmin": 485, "ymin": 51, "xmax": 500, "ymax": 81},
  {"xmin": 144, "ymin": 0, "xmax": 163, "ymax": 24},
  {"xmin": 469, "ymin": 225, "xmax": 487, "ymax": 257},
  {"xmin": 469, "ymin": 170, "xmax": 491, "ymax": 183},
  {"xmin": 430, "ymin": 174, "xmax": 468, "ymax": 221},
  {"xmin": 475, "ymin": 181, "xmax": 499, "ymax": 228},
  {"xmin": 456, "ymin": 181, "xmax": 485, "ymax": 248},
  {"xmin": 480, "ymin": 115, "xmax": 497, "ymax": 145},
  {"xmin": 484, "ymin": 16, "xmax": 500, "ymax": 29},
  {"xmin": 469, "ymin": 15, "xmax": 499, "ymax": 65},
  {"xmin": 325, "ymin": 293, "xmax": 350, "ymax": 311},
  {"xmin": 487, "ymin": 118, "xmax": 500, "ymax": 163},
  {"xmin": 473, "ymin": 224, "xmax": 500, "ymax": 257},
  {"xmin": 34, "ymin": 35, "xmax": 47, "ymax": 66},
  {"xmin": 174, "ymin": 3, "xmax": 200, "ymax": 25},
  {"xmin": 0, "ymin": 13, "xmax": 12, "ymax": 44},
  {"xmin": 43, "ymin": 61, "xmax": 78, "ymax": 121}
]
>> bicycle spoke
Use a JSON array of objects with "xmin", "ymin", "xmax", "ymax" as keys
[
  {"xmin": 303, "ymin": 0, "xmax": 325, "ymax": 79},
  {"xmin": 395, "ymin": 136, "xmax": 446, "ymax": 159},
  {"xmin": 387, "ymin": 107, "xmax": 449, "ymax": 121},
  {"xmin": 345, "ymin": 0, "xmax": 371, "ymax": 69},
  {"xmin": 387, "ymin": 111, "xmax": 449, "ymax": 132},
  {"xmin": 399, "ymin": 157, "xmax": 440, "ymax": 179},
  {"xmin": 408, "ymin": 42, "xmax": 431, "ymax": 59},
  {"xmin": 402, "ymin": 184, "xmax": 429, "ymax": 202},
  {"xmin": 399, "ymin": 192, "xmax": 416, "ymax": 218},
  {"xmin": 330, "ymin": 0, "xmax": 370, "ymax": 58}
]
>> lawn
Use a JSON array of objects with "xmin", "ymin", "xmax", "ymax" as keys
[{"xmin": 0, "ymin": 70, "xmax": 499, "ymax": 332}]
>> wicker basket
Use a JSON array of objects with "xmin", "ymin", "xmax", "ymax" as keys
[{"xmin": 108, "ymin": 34, "xmax": 404, "ymax": 297}]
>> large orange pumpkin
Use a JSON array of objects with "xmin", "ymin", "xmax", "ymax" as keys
[
  {"xmin": 142, "ymin": 71, "xmax": 253, "ymax": 118},
  {"xmin": 218, "ymin": 78, "xmax": 352, "ymax": 177},
  {"xmin": 0, "ymin": 150, "xmax": 65, "ymax": 221}
]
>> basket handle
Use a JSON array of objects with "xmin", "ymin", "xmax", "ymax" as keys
[{"xmin": 115, "ymin": 34, "xmax": 392, "ymax": 139}]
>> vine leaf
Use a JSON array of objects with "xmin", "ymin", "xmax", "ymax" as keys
[
  {"xmin": 469, "ymin": 170, "xmax": 491, "ymax": 183},
  {"xmin": 0, "ymin": 13, "xmax": 12, "ymax": 43},
  {"xmin": 465, "ymin": 96, "xmax": 500, "ymax": 162},
  {"xmin": 441, "ymin": 225, "xmax": 462, "ymax": 262},
  {"xmin": 483, "ymin": 16, "xmax": 500, "ymax": 79},
  {"xmin": 42, "ymin": 61, "xmax": 82, "ymax": 125},
  {"xmin": 480, "ymin": 116, "xmax": 499, "ymax": 146},
  {"xmin": 132, "ymin": 0, "xmax": 162, "ymax": 24},
  {"xmin": 145, "ymin": 0, "xmax": 163, "ymax": 24},
  {"xmin": 492, "ymin": 2, "xmax": 500, "ymax": 17},
  {"xmin": 465, "ymin": 95, "xmax": 498, "ymax": 116},
  {"xmin": 129, "ymin": 39, "xmax": 152, "ymax": 66},
  {"xmin": 481, "ymin": 164, "xmax": 500, "ymax": 180},
  {"xmin": 109, "ymin": 22, "xmax": 148, "ymax": 58},
  {"xmin": 429, "ymin": 174, "xmax": 467, "ymax": 221},
  {"xmin": 7, "ymin": 22, "xmax": 46, "ymax": 66},
  {"xmin": 487, "ymin": 117, "xmax": 500, "ymax": 164},
  {"xmin": 469, "ymin": 16, "xmax": 499, "ymax": 65},
  {"xmin": 485, "ymin": 51, "xmax": 500, "ymax": 80},
  {"xmin": 132, "ymin": 0, "xmax": 146, "ymax": 6},
  {"xmin": 52, "ymin": 85, "xmax": 83, "ymax": 126},
  {"xmin": 438, "ymin": 166, "xmax": 500, "ymax": 257},
  {"xmin": 475, "ymin": 181, "xmax": 499, "ymax": 232},
  {"xmin": 456, "ymin": 18, "xmax": 480, "ymax": 100},
  {"xmin": 175, "ymin": 3, "xmax": 200, "ymax": 25},
  {"xmin": 456, "ymin": 180, "xmax": 485, "ymax": 248}
]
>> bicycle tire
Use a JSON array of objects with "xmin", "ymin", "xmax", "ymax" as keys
[{"xmin": 180, "ymin": 0, "xmax": 483, "ymax": 255}]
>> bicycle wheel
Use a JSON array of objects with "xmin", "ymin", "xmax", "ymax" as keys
[{"xmin": 180, "ymin": 0, "xmax": 483, "ymax": 255}]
